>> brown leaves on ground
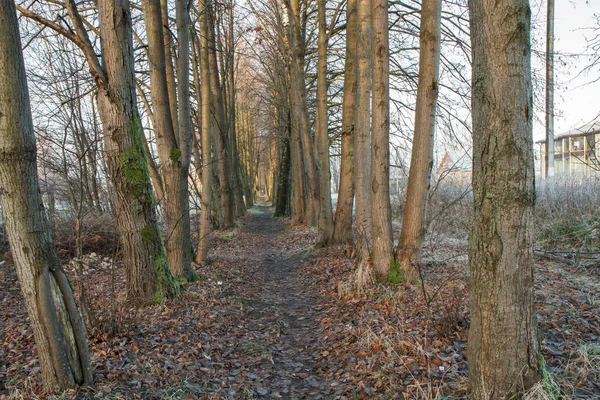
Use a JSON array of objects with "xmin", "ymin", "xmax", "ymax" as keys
[{"xmin": 1, "ymin": 205, "xmax": 599, "ymax": 398}]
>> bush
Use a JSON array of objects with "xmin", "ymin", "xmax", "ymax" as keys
[{"xmin": 52, "ymin": 212, "xmax": 118, "ymax": 259}]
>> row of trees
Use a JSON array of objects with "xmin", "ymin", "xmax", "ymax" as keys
[{"xmin": 1, "ymin": 0, "xmax": 541, "ymax": 397}]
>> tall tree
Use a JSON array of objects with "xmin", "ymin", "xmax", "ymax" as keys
[
  {"xmin": 545, "ymin": 0, "xmax": 555, "ymax": 178},
  {"xmin": 196, "ymin": 0, "xmax": 213, "ymax": 264},
  {"xmin": 370, "ymin": 0, "xmax": 393, "ymax": 281},
  {"xmin": 286, "ymin": 0, "xmax": 321, "ymax": 226},
  {"xmin": 175, "ymin": 0, "xmax": 195, "ymax": 280},
  {"xmin": 18, "ymin": 0, "xmax": 180, "ymax": 303},
  {"xmin": 468, "ymin": 0, "xmax": 541, "ymax": 397},
  {"xmin": 354, "ymin": 0, "xmax": 373, "ymax": 259},
  {"xmin": 395, "ymin": 0, "xmax": 442, "ymax": 282},
  {"xmin": 315, "ymin": 0, "xmax": 334, "ymax": 245},
  {"xmin": 332, "ymin": 0, "xmax": 357, "ymax": 248},
  {"xmin": 0, "ymin": 0, "xmax": 93, "ymax": 391},
  {"xmin": 140, "ymin": 0, "xmax": 192, "ymax": 279}
]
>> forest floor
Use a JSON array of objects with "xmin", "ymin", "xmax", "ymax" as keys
[{"xmin": 1, "ymin": 202, "xmax": 599, "ymax": 399}]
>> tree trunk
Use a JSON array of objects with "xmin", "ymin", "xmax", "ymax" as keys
[
  {"xmin": 315, "ymin": 0, "xmax": 334, "ymax": 246},
  {"xmin": 196, "ymin": 0, "xmax": 213, "ymax": 264},
  {"xmin": 175, "ymin": 0, "xmax": 194, "ymax": 280},
  {"xmin": 288, "ymin": 91, "xmax": 306, "ymax": 225},
  {"xmin": 0, "ymin": 2, "xmax": 93, "ymax": 391},
  {"xmin": 286, "ymin": 0, "xmax": 320, "ymax": 226},
  {"xmin": 140, "ymin": 0, "xmax": 191, "ymax": 279},
  {"xmin": 468, "ymin": 0, "xmax": 541, "ymax": 397},
  {"xmin": 354, "ymin": 0, "xmax": 373, "ymax": 259},
  {"xmin": 370, "ymin": 0, "xmax": 393, "ymax": 281},
  {"xmin": 96, "ymin": 0, "xmax": 179, "ymax": 303},
  {"xmin": 208, "ymin": 5, "xmax": 235, "ymax": 229},
  {"xmin": 545, "ymin": 0, "xmax": 555, "ymax": 178},
  {"xmin": 395, "ymin": 0, "xmax": 442, "ymax": 282},
  {"xmin": 332, "ymin": 0, "xmax": 357, "ymax": 248},
  {"xmin": 274, "ymin": 105, "xmax": 291, "ymax": 217}
]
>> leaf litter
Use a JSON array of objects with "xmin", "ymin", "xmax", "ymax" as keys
[{"xmin": 0, "ymin": 204, "xmax": 598, "ymax": 399}]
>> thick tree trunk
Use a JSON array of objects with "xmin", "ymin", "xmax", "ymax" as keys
[
  {"xmin": 96, "ymin": 0, "xmax": 179, "ymax": 303},
  {"xmin": 332, "ymin": 0, "xmax": 357, "ymax": 248},
  {"xmin": 140, "ymin": 0, "xmax": 191, "ymax": 279},
  {"xmin": 315, "ymin": 0, "xmax": 334, "ymax": 246},
  {"xmin": 370, "ymin": 0, "xmax": 393, "ymax": 281},
  {"xmin": 0, "ymin": 2, "xmax": 93, "ymax": 391},
  {"xmin": 395, "ymin": 0, "xmax": 442, "ymax": 282},
  {"xmin": 354, "ymin": 0, "xmax": 373, "ymax": 259},
  {"xmin": 196, "ymin": 0, "xmax": 213, "ymax": 264},
  {"xmin": 468, "ymin": 0, "xmax": 541, "ymax": 397}
]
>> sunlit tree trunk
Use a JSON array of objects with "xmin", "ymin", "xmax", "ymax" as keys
[
  {"xmin": 196, "ymin": 0, "xmax": 213, "ymax": 264},
  {"xmin": 0, "ymin": 1, "xmax": 93, "ymax": 391},
  {"xmin": 370, "ymin": 0, "xmax": 393, "ymax": 281},
  {"xmin": 354, "ymin": 0, "xmax": 373, "ymax": 259},
  {"xmin": 286, "ymin": 0, "xmax": 320, "ymax": 226},
  {"xmin": 395, "ymin": 0, "xmax": 442, "ymax": 282},
  {"xmin": 207, "ymin": 4, "xmax": 234, "ymax": 229},
  {"xmin": 468, "ymin": 0, "xmax": 541, "ymax": 397},
  {"xmin": 140, "ymin": 0, "xmax": 191, "ymax": 279},
  {"xmin": 332, "ymin": 0, "xmax": 357, "ymax": 248},
  {"xmin": 315, "ymin": 0, "xmax": 334, "ymax": 245}
]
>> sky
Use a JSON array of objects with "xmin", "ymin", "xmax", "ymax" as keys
[{"xmin": 534, "ymin": 0, "xmax": 600, "ymax": 139}]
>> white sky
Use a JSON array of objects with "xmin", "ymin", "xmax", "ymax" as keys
[{"xmin": 535, "ymin": 0, "xmax": 600, "ymax": 138}]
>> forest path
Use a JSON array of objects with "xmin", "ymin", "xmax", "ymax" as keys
[{"xmin": 204, "ymin": 202, "xmax": 335, "ymax": 399}]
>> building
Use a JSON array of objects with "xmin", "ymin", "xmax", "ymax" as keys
[
  {"xmin": 436, "ymin": 150, "xmax": 472, "ymax": 184},
  {"xmin": 536, "ymin": 122, "xmax": 600, "ymax": 178}
]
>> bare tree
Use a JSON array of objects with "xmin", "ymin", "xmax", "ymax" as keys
[
  {"xmin": 395, "ymin": 0, "xmax": 442, "ymax": 282},
  {"xmin": 468, "ymin": 0, "xmax": 541, "ymax": 396},
  {"xmin": 370, "ymin": 0, "xmax": 393, "ymax": 281},
  {"xmin": 0, "ymin": 1, "xmax": 92, "ymax": 391}
]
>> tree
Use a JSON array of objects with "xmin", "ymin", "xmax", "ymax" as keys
[
  {"xmin": 140, "ymin": 0, "xmax": 193, "ymax": 280},
  {"xmin": 18, "ymin": 0, "xmax": 180, "ymax": 303},
  {"xmin": 370, "ymin": 0, "xmax": 393, "ymax": 281},
  {"xmin": 354, "ymin": 0, "xmax": 373, "ymax": 260},
  {"xmin": 0, "ymin": 0, "xmax": 92, "ymax": 391},
  {"xmin": 468, "ymin": 0, "xmax": 542, "ymax": 397},
  {"xmin": 196, "ymin": 0, "xmax": 213, "ymax": 264},
  {"xmin": 315, "ymin": 0, "xmax": 334, "ymax": 245},
  {"xmin": 286, "ymin": 0, "xmax": 321, "ymax": 226},
  {"xmin": 545, "ymin": 0, "xmax": 555, "ymax": 178},
  {"xmin": 395, "ymin": 0, "xmax": 442, "ymax": 282},
  {"xmin": 332, "ymin": 0, "xmax": 357, "ymax": 248}
]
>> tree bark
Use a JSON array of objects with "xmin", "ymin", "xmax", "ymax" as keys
[
  {"xmin": 370, "ymin": 0, "xmax": 393, "ymax": 281},
  {"xmin": 332, "ymin": 0, "xmax": 357, "ymax": 248},
  {"xmin": 196, "ymin": 0, "xmax": 213, "ymax": 264},
  {"xmin": 286, "ymin": 0, "xmax": 320, "ymax": 226},
  {"xmin": 0, "ymin": 1, "xmax": 93, "ymax": 391},
  {"xmin": 175, "ymin": 0, "xmax": 194, "ymax": 280},
  {"xmin": 207, "ymin": 4, "xmax": 235, "ymax": 229},
  {"xmin": 545, "ymin": 0, "xmax": 555, "ymax": 178},
  {"xmin": 468, "ymin": 0, "xmax": 541, "ymax": 397},
  {"xmin": 395, "ymin": 0, "xmax": 442, "ymax": 282},
  {"xmin": 96, "ymin": 0, "xmax": 179, "ymax": 302},
  {"xmin": 315, "ymin": 0, "xmax": 334, "ymax": 246},
  {"xmin": 140, "ymin": 0, "xmax": 191, "ymax": 279},
  {"xmin": 354, "ymin": 0, "xmax": 373, "ymax": 259}
]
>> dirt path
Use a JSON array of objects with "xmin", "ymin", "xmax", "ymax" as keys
[{"xmin": 206, "ymin": 203, "xmax": 334, "ymax": 399}]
